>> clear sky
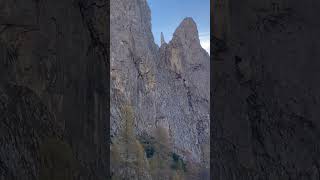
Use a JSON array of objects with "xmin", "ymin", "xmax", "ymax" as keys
[{"xmin": 147, "ymin": 0, "xmax": 210, "ymax": 54}]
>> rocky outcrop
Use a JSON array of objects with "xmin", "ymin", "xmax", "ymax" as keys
[
  {"xmin": 110, "ymin": 0, "xmax": 210, "ymax": 177},
  {"xmin": 0, "ymin": 0, "xmax": 109, "ymax": 179},
  {"xmin": 0, "ymin": 0, "xmax": 209, "ymax": 179},
  {"xmin": 212, "ymin": 0, "xmax": 320, "ymax": 179},
  {"xmin": 161, "ymin": 32, "xmax": 166, "ymax": 45},
  {"xmin": 110, "ymin": 0, "xmax": 158, "ymax": 137},
  {"xmin": 157, "ymin": 17, "xmax": 210, "ymax": 165}
]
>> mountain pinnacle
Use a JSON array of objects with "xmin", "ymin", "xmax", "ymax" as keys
[
  {"xmin": 161, "ymin": 32, "xmax": 166, "ymax": 45},
  {"xmin": 172, "ymin": 17, "xmax": 200, "ymax": 46}
]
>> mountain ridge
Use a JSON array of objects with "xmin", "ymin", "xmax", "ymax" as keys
[{"xmin": 111, "ymin": 0, "xmax": 210, "ymax": 179}]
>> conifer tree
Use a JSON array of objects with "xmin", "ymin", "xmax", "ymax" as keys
[
  {"xmin": 112, "ymin": 104, "xmax": 148, "ymax": 179},
  {"xmin": 150, "ymin": 127, "xmax": 173, "ymax": 179}
]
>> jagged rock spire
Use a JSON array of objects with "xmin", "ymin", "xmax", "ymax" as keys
[
  {"xmin": 161, "ymin": 32, "xmax": 166, "ymax": 45},
  {"xmin": 172, "ymin": 17, "xmax": 200, "ymax": 46}
]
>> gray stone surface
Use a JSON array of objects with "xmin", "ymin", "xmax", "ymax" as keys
[
  {"xmin": 110, "ymin": 0, "xmax": 159, "ymax": 136},
  {"xmin": 212, "ymin": 0, "xmax": 320, "ymax": 179},
  {"xmin": 0, "ymin": 0, "xmax": 109, "ymax": 179},
  {"xmin": 161, "ymin": 32, "xmax": 166, "ymax": 45},
  {"xmin": 110, "ymin": 0, "xmax": 210, "ymax": 172},
  {"xmin": 0, "ymin": 0, "xmax": 210, "ymax": 179},
  {"xmin": 156, "ymin": 17, "xmax": 210, "ymax": 165}
]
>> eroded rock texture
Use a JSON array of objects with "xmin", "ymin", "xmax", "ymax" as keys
[
  {"xmin": 157, "ymin": 18, "xmax": 210, "ymax": 165},
  {"xmin": 110, "ymin": 0, "xmax": 210, "ymax": 178},
  {"xmin": 110, "ymin": 0, "xmax": 158, "ymax": 137},
  {"xmin": 0, "ymin": 0, "xmax": 109, "ymax": 179},
  {"xmin": 212, "ymin": 0, "xmax": 320, "ymax": 179}
]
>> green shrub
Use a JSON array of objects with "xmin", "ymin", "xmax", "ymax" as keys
[
  {"xmin": 172, "ymin": 153, "xmax": 180, "ymax": 162},
  {"xmin": 138, "ymin": 132, "xmax": 156, "ymax": 159},
  {"xmin": 145, "ymin": 146, "xmax": 155, "ymax": 158},
  {"xmin": 171, "ymin": 153, "xmax": 187, "ymax": 172}
]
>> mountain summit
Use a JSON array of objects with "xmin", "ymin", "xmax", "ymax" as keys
[
  {"xmin": 173, "ymin": 17, "xmax": 200, "ymax": 45},
  {"xmin": 111, "ymin": 0, "xmax": 210, "ymax": 179}
]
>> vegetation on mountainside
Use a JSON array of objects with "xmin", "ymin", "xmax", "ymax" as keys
[
  {"xmin": 110, "ymin": 104, "xmax": 207, "ymax": 179},
  {"xmin": 110, "ymin": 104, "xmax": 147, "ymax": 179}
]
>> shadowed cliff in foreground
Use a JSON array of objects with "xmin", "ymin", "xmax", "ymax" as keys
[
  {"xmin": 0, "ymin": 0, "xmax": 109, "ymax": 179},
  {"xmin": 212, "ymin": 0, "xmax": 320, "ymax": 179}
]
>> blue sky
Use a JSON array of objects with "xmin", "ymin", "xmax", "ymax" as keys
[{"xmin": 147, "ymin": 0, "xmax": 210, "ymax": 54}]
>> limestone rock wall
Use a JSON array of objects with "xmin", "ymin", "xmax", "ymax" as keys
[
  {"xmin": 110, "ymin": 0, "xmax": 210, "ymax": 169},
  {"xmin": 0, "ymin": 0, "xmax": 109, "ymax": 179},
  {"xmin": 157, "ymin": 18, "xmax": 210, "ymax": 165},
  {"xmin": 212, "ymin": 0, "xmax": 320, "ymax": 179},
  {"xmin": 110, "ymin": 0, "xmax": 159, "ymax": 136},
  {"xmin": 0, "ymin": 0, "xmax": 210, "ymax": 179}
]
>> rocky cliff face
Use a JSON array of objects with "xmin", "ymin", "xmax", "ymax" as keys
[
  {"xmin": 212, "ymin": 0, "xmax": 320, "ymax": 179},
  {"xmin": 0, "ymin": 0, "xmax": 209, "ymax": 179},
  {"xmin": 110, "ymin": 0, "xmax": 210, "ymax": 176},
  {"xmin": 0, "ymin": 0, "xmax": 109, "ymax": 179},
  {"xmin": 157, "ymin": 18, "xmax": 210, "ymax": 164},
  {"xmin": 110, "ymin": 0, "xmax": 158, "ymax": 136}
]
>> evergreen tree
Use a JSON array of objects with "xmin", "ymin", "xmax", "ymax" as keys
[
  {"xmin": 111, "ymin": 104, "xmax": 148, "ymax": 179},
  {"xmin": 150, "ymin": 127, "xmax": 173, "ymax": 179}
]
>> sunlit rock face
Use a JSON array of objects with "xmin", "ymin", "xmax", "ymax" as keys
[
  {"xmin": 212, "ymin": 0, "xmax": 320, "ymax": 179},
  {"xmin": 110, "ymin": 0, "xmax": 159, "ymax": 137},
  {"xmin": 157, "ymin": 17, "xmax": 210, "ymax": 165},
  {"xmin": 110, "ymin": 0, "xmax": 210, "ymax": 171}
]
